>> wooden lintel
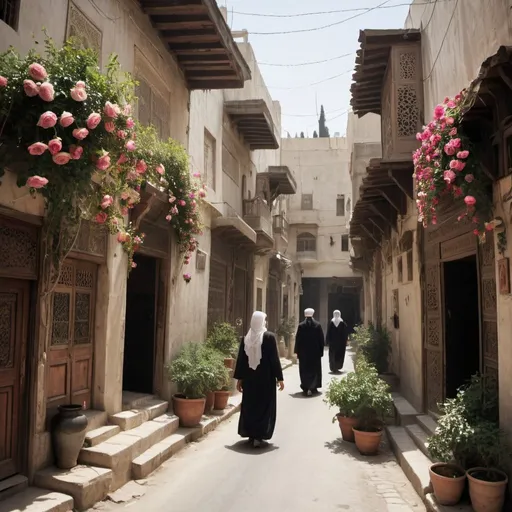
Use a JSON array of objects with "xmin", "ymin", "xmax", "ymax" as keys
[
  {"xmin": 369, "ymin": 203, "xmax": 395, "ymax": 227},
  {"xmin": 388, "ymin": 168, "xmax": 413, "ymax": 199},
  {"xmin": 360, "ymin": 224, "xmax": 381, "ymax": 246},
  {"xmin": 368, "ymin": 216, "xmax": 386, "ymax": 235},
  {"xmin": 378, "ymin": 186, "xmax": 407, "ymax": 215},
  {"xmin": 132, "ymin": 195, "xmax": 159, "ymax": 231}
]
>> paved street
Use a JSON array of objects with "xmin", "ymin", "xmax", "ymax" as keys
[{"xmin": 94, "ymin": 350, "xmax": 424, "ymax": 512}]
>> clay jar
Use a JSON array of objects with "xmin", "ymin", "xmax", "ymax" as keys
[{"xmin": 51, "ymin": 404, "xmax": 88, "ymax": 469}]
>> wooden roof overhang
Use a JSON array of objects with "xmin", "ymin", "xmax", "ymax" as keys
[
  {"xmin": 139, "ymin": 0, "xmax": 251, "ymax": 90},
  {"xmin": 350, "ymin": 29, "xmax": 421, "ymax": 117},
  {"xmin": 259, "ymin": 166, "xmax": 297, "ymax": 198},
  {"xmin": 225, "ymin": 99, "xmax": 279, "ymax": 150}
]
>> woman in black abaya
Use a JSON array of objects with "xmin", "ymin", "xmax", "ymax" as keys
[
  {"xmin": 326, "ymin": 310, "xmax": 348, "ymax": 373},
  {"xmin": 234, "ymin": 311, "xmax": 284, "ymax": 448}
]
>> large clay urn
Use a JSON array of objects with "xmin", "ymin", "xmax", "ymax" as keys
[{"xmin": 51, "ymin": 404, "xmax": 88, "ymax": 469}]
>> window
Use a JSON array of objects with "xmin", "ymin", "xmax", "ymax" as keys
[
  {"xmin": 397, "ymin": 255, "xmax": 403, "ymax": 283},
  {"xmin": 66, "ymin": 2, "xmax": 102, "ymax": 59},
  {"xmin": 407, "ymin": 249, "xmax": 413, "ymax": 282},
  {"xmin": 301, "ymin": 194, "xmax": 313, "ymax": 210},
  {"xmin": 222, "ymin": 143, "xmax": 239, "ymax": 184},
  {"xmin": 135, "ymin": 75, "xmax": 170, "ymax": 141},
  {"xmin": 336, "ymin": 195, "xmax": 345, "ymax": 216},
  {"xmin": 341, "ymin": 234, "xmax": 349, "ymax": 252},
  {"xmin": 297, "ymin": 232, "xmax": 316, "ymax": 253},
  {"xmin": 203, "ymin": 129, "xmax": 216, "ymax": 190},
  {"xmin": 256, "ymin": 287, "xmax": 263, "ymax": 311},
  {"xmin": 1, "ymin": 0, "xmax": 20, "ymax": 29}
]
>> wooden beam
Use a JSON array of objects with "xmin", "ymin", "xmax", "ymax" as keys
[
  {"xmin": 379, "ymin": 186, "xmax": 407, "ymax": 215},
  {"xmin": 154, "ymin": 20, "xmax": 214, "ymax": 30},
  {"xmin": 360, "ymin": 224, "xmax": 381, "ymax": 246},
  {"xmin": 388, "ymin": 168, "xmax": 413, "ymax": 199}
]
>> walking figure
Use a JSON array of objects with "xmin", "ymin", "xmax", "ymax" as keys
[
  {"xmin": 326, "ymin": 310, "xmax": 348, "ymax": 374},
  {"xmin": 234, "ymin": 311, "xmax": 285, "ymax": 448},
  {"xmin": 294, "ymin": 308, "xmax": 324, "ymax": 396}
]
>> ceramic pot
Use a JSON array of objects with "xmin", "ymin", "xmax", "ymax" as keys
[
  {"xmin": 467, "ymin": 467, "xmax": 508, "ymax": 512},
  {"xmin": 224, "ymin": 358, "xmax": 235, "ymax": 370},
  {"xmin": 51, "ymin": 404, "xmax": 88, "ymax": 469},
  {"xmin": 173, "ymin": 395, "xmax": 205, "ymax": 427},
  {"xmin": 214, "ymin": 390, "xmax": 230, "ymax": 410},
  {"xmin": 353, "ymin": 427, "xmax": 383, "ymax": 455},
  {"xmin": 337, "ymin": 415, "xmax": 358, "ymax": 443},
  {"xmin": 204, "ymin": 391, "xmax": 215, "ymax": 414},
  {"xmin": 429, "ymin": 462, "xmax": 466, "ymax": 505}
]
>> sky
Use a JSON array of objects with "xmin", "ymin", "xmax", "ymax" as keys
[{"xmin": 219, "ymin": 0, "xmax": 414, "ymax": 138}]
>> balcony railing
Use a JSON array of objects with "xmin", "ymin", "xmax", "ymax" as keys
[
  {"xmin": 243, "ymin": 196, "xmax": 273, "ymax": 241},
  {"xmin": 273, "ymin": 214, "xmax": 289, "ymax": 240},
  {"xmin": 297, "ymin": 250, "xmax": 317, "ymax": 261}
]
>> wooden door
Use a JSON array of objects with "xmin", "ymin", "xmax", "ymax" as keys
[
  {"xmin": 233, "ymin": 266, "xmax": 247, "ymax": 335},
  {"xmin": 0, "ymin": 278, "xmax": 29, "ymax": 479},
  {"xmin": 207, "ymin": 258, "xmax": 227, "ymax": 328},
  {"xmin": 47, "ymin": 260, "xmax": 96, "ymax": 411},
  {"xmin": 266, "ymin": 276, "xmax": 279, "ymax": 333}
]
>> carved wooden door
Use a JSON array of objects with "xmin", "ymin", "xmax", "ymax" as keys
[
  {"xmin": 207, "ymin": 258, "xmax": 227, "ymax": 329},
  {"xmin": 47, "ymin": 260, "xmax": 96, "ymax": 411},
  {"xmin": 0, "ymin": 278, "xmax": 29, "ymax": 479}
]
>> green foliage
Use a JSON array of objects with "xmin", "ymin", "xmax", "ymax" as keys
[
  {"xmin": 324, "ymin": 371, "xmax": 360, "ymax": 419},
  {"xmin": 318, "ymin": 105, "xmax": 330, "ymax": 138},
  {"xmin": 428, "ymin": 374, "xmax": 509, "ymax": 474},
  {"xmin": 206, "ymin": 322, "xmax": 239, "ymax": 358},
  {"xmin": 351, "ymin": 323, "xmax": 391, "ymax": 374},
  {"xmin": 166, "ymin": 343, "xmax": 215, "ymax": 399},
  {"xmin": 276, "ymin": 316, "xmax": 296, "ymax": 345},
  {"xmin": 201, "ymin": 346, "xmax": 230, "ymax": 392}
]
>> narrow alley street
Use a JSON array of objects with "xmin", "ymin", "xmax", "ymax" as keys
[{"xmin": 94, "ymin": 352, "xmax": 424, "ymax": 512}]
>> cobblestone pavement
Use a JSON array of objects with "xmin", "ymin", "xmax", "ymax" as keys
[{"xmin": 93, "ymin": 350, "xmax": 425, "ymax": 512}]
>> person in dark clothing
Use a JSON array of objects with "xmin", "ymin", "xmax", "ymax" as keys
[
  {"xmin": 294, "ymin": 308, "xmax": 325, "ymax": 396},
  {"xmin": 234, "ymin": 311, "xmax": 284, "ymax": 448},
  {"xmin": 326, "ymin": 310, "xmax": 348, "ymax": 374}
]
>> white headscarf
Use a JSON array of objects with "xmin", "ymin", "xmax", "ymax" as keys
[
  {"xmin": 244, "ymin": 311, "xmax": 267, "ymax": 370},
  {"xmin": 304, "ymin": 308, "xmax": 315, "ymax": 318},
  {"xmin": 332, "ymin": 310, "xmax": 343, "ymax": 327}
]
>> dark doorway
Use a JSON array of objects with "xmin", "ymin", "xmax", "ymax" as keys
[
  {"xmin": 328, "ymin": 290, "xmax": 359, "ymax": 334},
  {"xmin": 300, "ymin": 278, "xmax": 320, "ymax": 321},
  {"xmin": 123, "ymin": 253, "xmax": 157, "ymax": 394},
  {"xmin": 443, "ymin": 255, "xmax": 480, "ymax": 398}
]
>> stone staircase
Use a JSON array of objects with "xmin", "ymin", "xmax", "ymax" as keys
[{"xmin": 386, "ymin": 392, "xmax": 473, "ymax": 512}]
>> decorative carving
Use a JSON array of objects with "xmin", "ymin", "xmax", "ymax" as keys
[
  {"xmin": 426, "ymin": 350, "xmax": 442, "ymax": 411},
  {"xmin": 75, "ymin": 267, "xmax": 94, "ymax": 289},
  {"xmin": 482, "ymin": 235, "xmax": 495, "ymax": 267},
  {"xmin": 426, "ymin": 265, "xmax": 439, "ymax": 311},
  {"xmin": 425, "ymin": 244, "xmax": 439, "ymax": 262},
  {"xmin": 0, "ymin": 224, "xmax": 37, "ymax": 275},
  {"xmin": 483, "ymin": 320, "xmax": 498, "ymax": 362},
  {"xmin": 73, "ymin": 220, "xmax": 107, "ymax": 258},
  {"xmin": 381, "ymin": 70, "xmax": 393, "ymax": 159},
  {"xmin": 484, "ymin": 365, "xmax": 498, "ymax": 385},
  {"xmin": 74, "ymin": 292, "xmax": 91, "ymax": 344},
  {"xmin": 397, "ymin": 85, "xmax": 420, "ymax": 138},
  {"xmin": 399, "ymin": 52, "xmax": 417, "ymax": 80},
  {"xmin": 59, "ymin": 263, "xmax": 74, "ymax": 287},
  {"xmin": 66, "ymin": 2, "xmax": 102, "ymax": 57},
  {"xmin": 51, "ymin": 292, "xmax": 70, "ymax": 345},
  {"xmin": 427, "ymin": 318, "xmax": 441, "ymax": 347},
  {"xmin": 440, "ymin": 232, "xmax": 475, "ymax": 260},
  {"xmin": 0, "ymin": 293, "xmax": 15, "ymax": 368},
  {"xmin": 482, "ymin": 278, "xmax": 497, "ymax": 314}
]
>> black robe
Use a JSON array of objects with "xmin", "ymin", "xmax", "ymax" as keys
[
  {"xmin": 234, "ymin": 332, "xmax": 284, "ymax": 440},
  {"xmin": 326, "ymin": 320, "xmax": 348, "ymax": 372},
  {"xmin": 294, "ymin": 318, "xmax": 325, "ymax": 391}
]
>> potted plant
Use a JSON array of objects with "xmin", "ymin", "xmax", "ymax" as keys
[
  {"xmin": 166, "ymin": 342, "xmax": 213, "ymax": 427},
  {"xmin": 324, "ymin": 373, "xmax": 360, "ymax": 442},
  {"xmin": 206, "ymin": 322, "xmax": 239, "ymax": 369},
  {"xmin": 214, "ymin": 369, "xmax": 232, "ymax": 411},
  {"xmin": 276, "ymin": 316, "xmax": 296, "ymax": 357},
  {"xmin": 351, "ymin": 359, "xmax": 393, "ymax": 455},
  {"xmin": 201, "ymin": 346, "xmax": 228, "ymax": 414}
]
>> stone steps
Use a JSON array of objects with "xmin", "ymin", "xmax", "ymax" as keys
[
  {"xmin": 122, "ymin": 392, "xmax": 157, "ymax": 411},
  {"xmin": 79, "ymin": 412, "xmax": 179, "ymax": 490},
  {"xmin": 0, "ymin": 487, "xmax": 73, "ymax": 512},
  {"xmin": 0, "ymin": 474, "xmax": 28, "ymax": 502},
  {"xmin": 84, "ymin": 425, "xmax": 121, "ymax": 447},
  {"xmin": 416, "ymin": 414, "xmax": 438, "ymax": 436},
  {"xmin": 108, "ymin": 399, "xmax": 169, "ymax": 431},
  {"xmin": 391, "ymin": 391, "xmax": 421, "ymax": 426},
  {"xmin": 405, "ymin": 423, "xmax": 432, "ymax": 460}
]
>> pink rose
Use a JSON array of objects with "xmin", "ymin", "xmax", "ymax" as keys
[
  {"xmin": 23, "ymin": 79, "xmax": 39, "ymax": 97},
  {"xmin": 104, "ymin": 101, "xmax": 120, "ymax": 118},
  {"xmin": 193, "ymin": 172, "xmax": 201, "ymax": 178},
  {"xmin": 485, "ymin": 222, "xmax": 494, "ymax": 232},
  {"xmin": 72, "ymin": 128, "xmax": 89, "ymax": 140},
  {"xmin": 136, "ymin": 160, "xmax": 147, "ymax": 174},
  {"xmin": 69, "ymin": 145, "xmax": 83, "ymax": 160},
  {"xmin": 70, "ymin": 85, "xmax": 87, "ymax": 102},
  {"xmin": 0, "ymin": 76, "xmax": 7, "ymax": 87},
  {"xmin": 95, "ymin": 212, "xmax": 108, "ymax": 224},
  {"xmin": 101, "ymin": 195, "xmax": 114, "ymax": 209},
  {"xmin": 26, "ymin": 175, "xmax": 48, "ymax": 189},
  {"xmin": 96, "ymin": 153, "xmax": 111, "ymax": 171},
  {"xmin": 121, "ymin": 191, "xmax": 130, "ymax": 200},
  {"xmin": 179, "ymin": 199, "xmax": 186, "ymax": 206},
  {"xmin": 457, "ymin": 150, "xmax": 469, "ymax": 159},
  {"xmin": 75, "ymin": 81, "xmax": 86, "ymax": 89},
  {"xmin": 123, "ymin": 104, "xmax": 132, "ymax": 116},
  {"xmin": 52, "ymin": 152, "xmax": 71, "ymax": 165},
  {"xmin": 125, "ymin": 140, "xmax": 136, "ymax": 151},
  {"xmin": 48, "ymin": 138, "xmax": 62, "ymax": 155},
  {"xmin": 166, "ymin": 214, "xmax": 172, "ymax": 221},
  {"xmin": 28, "ymin": 142, "xmax": 48, "ymax": 156},
  {"xmin": 28, "ymin": 63, "xmax": 47, "ymax": 81},
  {"xmin": 446, "ymin": 117, "xmax": 455, "ymax": 125},
  {"xmin": 126, "ymin": 117, "xmax": 135, "ymax": 129},
  {"xmin": 464, "ymin": 195, "xmax": 477, "ymax": 207},
  {"xmin": 38, "ymin": 82, "xmax": 55, "ymax": 102},
  {"xmin": 464, "ymin": 174, "xmax": 474, "ymax": 183},
  {"xmin": 434, "ymin": 105, "xmax": 445, "ymax": 119},
  {"xmin": 198, "ymin": 189, "xmax": 206, "ymax": 198},
  {"xmin": 444, "ymin": 144, "xmax": 456, "ymax": 156},
  {"xmin": 452, "ymin": 138, "xmax": 461, "ymax": 148},
  {"xmin": 104, "ymin": 121, "xmax": 115, "ymax": 133},
  {"xmin": 127, "ymin": 171, "xmax": 138, "ymax": 182},
  {"xmin": 37, "ymin": 111, "xmax": 57, "ymax": 129},
  {"xmin": 117, "ymin": 130, "xmax": 127, "ymax": 139},
  {"xmin": 449, "ymin": 128, "xmax": 458, "ymax": 136},
  {"xmin": 60, "ymin": 111, "xmax": 74, "ymax": 128},
  {"xmin": 86, "ymin": 112, "xmax": 102, "ymax": 130},
  {"xmin": 117, "ymin": 232, "xmax": 128, "ymax": 243},
  {"xmin": 443, "ymin": 170, "xmax": 456, "ymax": 184},
  {"xmin": 117, "ymin": 153, "xmax": 128, "ymax": 165},
  {"xmin": 156, "ymin": 164, "xmax": 165, "ymax": 175},
  {"xmin": 121, "ymin": 207, "xmax": 129, "ymax": 215}
]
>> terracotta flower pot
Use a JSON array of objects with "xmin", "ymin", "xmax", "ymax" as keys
[
  {"xmin": 204, "ymin": 391, "xmax": 215, "ymax": 414},
  {"xmin": 336, "ymin": 415, "xmax": 358, "ymax": 443},
  {"xmin": 214, "ymin": 390, "xmax": 230, "ymax": 410},
  {"xmin": 467, "ymin": 467, "xmax": 508, "ymax": 512},
  {"xmin": 429, "ymin": 463, "xmax": 466, "ymax": 505},
  {"xmin": 224, "ymin": 358, "xmax": 235, "ymax": 370},
  {"xmin": 172, "ymin": 395, "xmax": 205, "ymax": 427},
  {"xmin": 51, "ymin": 404, "xmax": 88, "ymax": 469},
  {"xmin": 353, "ymin": 427, "xmax": 383, "ymax": 455}
]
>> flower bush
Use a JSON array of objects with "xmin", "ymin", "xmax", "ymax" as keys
[
  {"xmin": 0, "ymin": 38, "xmax": 205, "ymax": 278},
  {"xmin": 413, "ymin": 90, "xmax": 493, "ymax": 239}
]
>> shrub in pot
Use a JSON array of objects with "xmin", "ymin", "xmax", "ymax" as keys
[
  {"xmin": 201, "ymin": 347, "xmax": 228, "ymax": 414},
  {"xmin": 324, "ymin": 372, "xmax": 360, "ymax": 442},
  {"xmin": 351, "ymin": 323, "xmax": 391, "ymax": 374},
  {"xmin": 206, "ymin": 323, "xmax": 239, "ymax": 369},
  {"xmin": 166, "ymin": 342, "xmax": 213, "ymax": 427}
]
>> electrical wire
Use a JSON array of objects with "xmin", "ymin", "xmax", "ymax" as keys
[
  {"xmin": 260, "ymin": 52, "xmax": 353, "ymax": 68},
  {"xmin": 283, "ymin": 107, "xmax": 349, "ymax": 118},
  {"xmin": 268, "ymin": 69, "xmax": 352, "ymax": 90}
]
